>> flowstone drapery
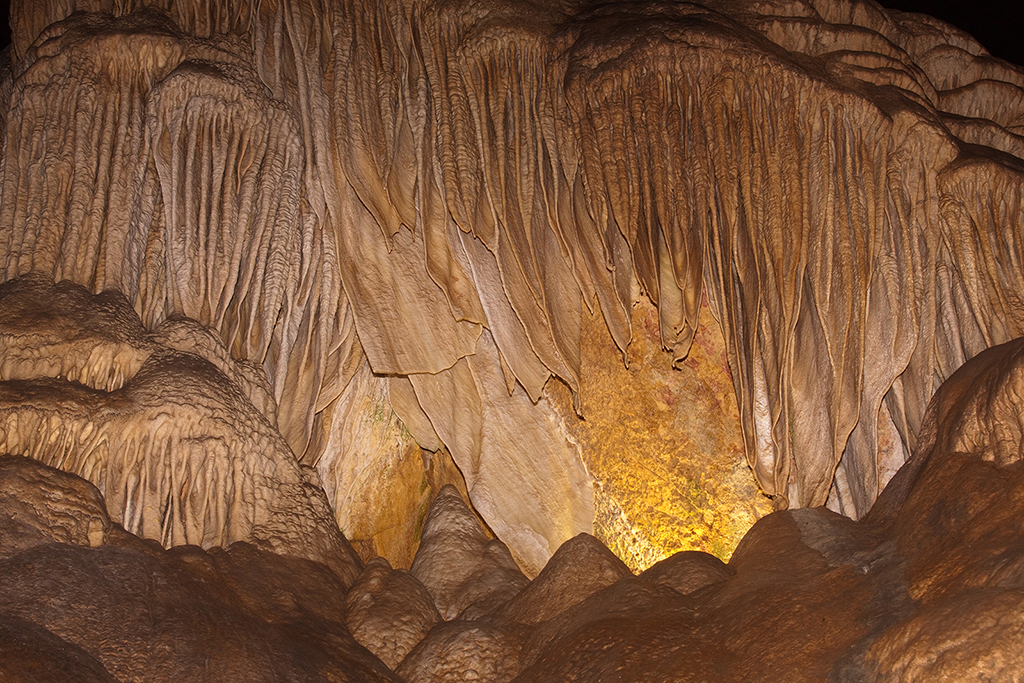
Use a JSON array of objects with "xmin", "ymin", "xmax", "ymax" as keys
[{"xmin": 2, "ymin": 0, "xmax": 1023, "ymax": 577}]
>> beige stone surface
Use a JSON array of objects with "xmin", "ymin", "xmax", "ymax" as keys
[
  {"xmin": 3, "ymin": 0, "xmax": 1024, "ymax": 678},
  {"xmin": 410, "ymin": 486, "xmax": 528, "ymax": 620},
  {"xmin": 0, "ymin": 276, "xmax": 362, "ymax": 583},
  {"xmin": 3, "ymin": 0, "xmax": 1024, "ymax": 569},
  {"xmin": 0, "ymin": 454, "xmax": 112, "ymax": 556},
  {"xmin": 408, "ymin": 331, "xmax": 595, "ymax": 576},
  {"xmin": 868, "ymin": 588, "xmax": 1024, "ymax": 682},
  {"xmin": 315, "ymin": 361, "xmax": 470, "ymax": 568}
]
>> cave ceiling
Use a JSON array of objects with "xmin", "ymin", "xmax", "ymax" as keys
[{"xmin": 0, "ymin": 0, "xmax": 1023, "ymax": 577}]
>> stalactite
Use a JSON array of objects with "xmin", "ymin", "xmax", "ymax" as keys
[{"xmin": 4, "ymin": 0, "xmax": 1024, "ymax": 563}]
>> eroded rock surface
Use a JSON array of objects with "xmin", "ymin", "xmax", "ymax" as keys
[
  {"xmin": 639, "ymin": 550, "xmax": 734, "ymax": 596},
  {"xmin": 0, "ymin": 454, "xmax": 112, "ymax": 555},
  {"xmin": 396, "ymin": 620, "xmax": 524, "ymax": 683},
  {"xmin": 496, "ymin": 532, "xmax": 632, "ymax": 626},
  {"xmin": 409, "ymin": 485, "xmax": 528, "ymax": 620},
  {"xmin": 345, "ymin": 557, "xmax": 442, "ymax": 670},
  {"xmin": 2, "ymin": 0, "xmax": 1024, "ymax": 679},
  {"xmin": 0, "ymin": 276, "xmax": 362, "ymax": 583},
  {"xmin": 3, "ymin": 0, "xmax": 1024, "ymax": 572},
  {"xmin": 4, "ymin": 333, "xmax": 1024, "ymax": 680}
]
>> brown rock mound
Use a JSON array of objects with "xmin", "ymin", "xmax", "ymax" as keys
[
  {"xmin": 0, "ymin": 457, "xmax": 397, "ymax": 682},
  {"xmin": 345, "ymin": 556, "xmax": 442, "ymax": 669},
  {"xmin": 410, "ymin": 485, "xmax": 528, "ymax": 620},
  {"xmin": 497, "ymin": 532, "xmax": 632, "ymax": 626}
]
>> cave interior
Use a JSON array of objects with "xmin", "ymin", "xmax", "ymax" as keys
[{"xmin": 1, "ymin": 0, "xmax": 1024, "ymax": 680}]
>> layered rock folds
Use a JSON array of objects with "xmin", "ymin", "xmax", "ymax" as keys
[{"xmin": 2, "ymin": 0, "xmax": 1024, "ymax": 578}]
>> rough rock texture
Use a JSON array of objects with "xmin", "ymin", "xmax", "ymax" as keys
[
  {"xmin": 639, "ymin": 550, "xmax": 735, "ymax": 596},
  {"xmin": 5, "ymin": 334, "xmax": 1024, "ymax": 680},
  {"xmin": 548, "ymin": 297, "xmax": 771, "ymax": 569},
  {"xmin": 395, "ymin": 619, "xmax": 525, "ymax": 683},
  {"xmin": 859, "ymin": 337, "xmax": 1024, "ymax": 680},
  {"xmin": 409, "ymin": 485, "xmax": 529, "ymax": 620},
  {"xmin": 1, "ymin": 7, "xmax": 359, "ymax": 469},
  {"xmin": 0, "ymin": 276, "xmax": 362, "ymax": 583},
  {"xmin": 2, "ymin": 0, "xmax": 1024, "ymax": 678},
  {"xmin": 504, "ymin": 335, "xmax": 1024, "ymax": 682},
  {"xmin": 0, "ymin": 614, "xmax": 120, "ymax": 683},
  {"xmin": 0, "ymin": 452, "xmax": 112, "ymax": 554},
  {"xmin": 496, "ymin": 532, "xmax": 633, "ymax": 626},
  {"xmin": 345, "ymin": 557, "xmax": 442, "ymax": 670},
  {"xmin": 0, "ymin": 456, "xmax": 397, "ymax": 682},
  {"xmin": 384, "ymin": 336, "xmax": 1024, "ymax": 681},
  {"xmin": 314, "ymin": 361, "xmax": 471, "ymax": 567}
]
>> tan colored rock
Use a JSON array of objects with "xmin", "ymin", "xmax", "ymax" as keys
[
  {"xmin": 513, "ymin": 508, "xmax": 882, "ymax": 683},
  {"xmin": 345, "ymin": 556, "xmax": 442, "ymax": 670},
  {"xmin": 151, "ymin": 317, "xmax": 278, "ymax": 426},
  {"xmin": 639, "ymin": 550, "xmax": 733, "ymax": 597},
  {"xmin": 314, "ymin": 361, "xmax": 469, "ymax": 568},
  {"xmin": 3, "ymin": 2, "xmax": 1024, "ymax": 680},
  {"xmin": 548, "ymin": 297, "xmax": 771, "ymax": 570},
  {"xmin": 4, "ymin": 0, "xmax": 1024, "ymax": 566},
  {"xmin": 0, "ymin": 276, "xmax": 361, "ymax": 584},
  {"xmin": 872, "ymin": 338, "xmax": 1024, "ymax": 605},
  {"xmin": 410, "ymin": 485, "xmax": 528, "ymax": 620},
  {"xmin": 867, "ymin": 588, "xmax": 1024, "ymax": 682},
  {"xmin": 0, "ymin": 8, "xmax": 357, "ymax": 465},
  {"xmin": 407, "ymin": 330, "xmax": 595, "ymax": 576},
  {"xmin": 396, "ymin": 620, "xmax": 524, "ymax": 683},
  {"xmin": 514, "ymin": 577, "xmax": 700, "ymax": 680},
  {"xmin": 0, "ymin": 454, "xmax": 112, "ymax": 556}
]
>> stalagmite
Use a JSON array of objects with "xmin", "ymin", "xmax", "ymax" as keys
[
  {"xmin": 345, "ymin": 556, "xmax": 443, "ymax": 670},
  {"xmin": 408, "ymin": 485, "xmax": 528, "ymax": 620}
]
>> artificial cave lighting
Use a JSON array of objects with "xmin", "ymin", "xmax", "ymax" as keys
[{"xmin": 1, "ymin": 0, "xmax": 1024, "ymax": 680}]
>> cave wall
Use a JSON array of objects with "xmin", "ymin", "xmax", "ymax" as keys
[{"xmin": 1, "ymin": 0, "xmax": 1023, "ymax": 572}]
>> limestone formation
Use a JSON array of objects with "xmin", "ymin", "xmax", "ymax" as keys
[
  {"xmin": 1, "ymin": 0, "xmax": 1024, "ymax": 679},
  {"xmin": 4, "ymin": 337, "xmax": 1024, "ymax": 681},
  {"xmin": 0, "ymin": 275, "xmax": 362, "ymax": 583},
  {"xmin": 395, "ymin": 619, "xmax": 525, "ymax": 683},
  {"xmin": 639, "ymin": 549, "xmax": 735, "ymax": 596},
  {"xmin": 496, "ymin": 532, "xmax": 633, "ymax": 626},
  {"xmin": 0, "ymin": 457, "xmax": 398, "ymax": 682},
  {"xmin": 0, "ymin": 0, "xmax": 1021, "ymax": 569},
  {"xmin": 0, "ymin": 454, "xmax": 112, "ymax": 557},
  {"xmin": 0, "ymin": 614, "xmax": 119, "ymax": 683},
  {"xmin": 409, "ymin": 485, "xmax": 528, "ymax": 620},
  {"xmin": 345, "ymin": 557, "xmax": 442, "ymax": 670}
]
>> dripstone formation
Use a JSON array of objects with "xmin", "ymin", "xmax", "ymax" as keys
[{"xmin": 1, "ymin": 0, "xmax": 1023, "ymax": 680}]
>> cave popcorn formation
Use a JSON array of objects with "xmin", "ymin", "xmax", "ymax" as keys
[{"xmin": 1, "ymin": 0, "xmax": 1024, "ymax": 680}]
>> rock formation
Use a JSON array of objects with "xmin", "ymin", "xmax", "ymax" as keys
[
  {"xmin": 1, "ymin": 0, "xmax": 1023, "ymax": 678},
  {"xmin": 4, "ymin": 335, "xmax": 1024, "ymax": 680},
  {"xmin": 0, "ymin": 275, "xmax": 363, "ymax": 582}
]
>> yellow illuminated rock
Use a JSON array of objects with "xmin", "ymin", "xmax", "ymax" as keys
[
  {"xmin": 550, "ymin": 297, "xmax": 772, "ymax": 571},
  {"xmin": 315, "ymin": 363, "xmax": 471, "ymax": 568}
]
